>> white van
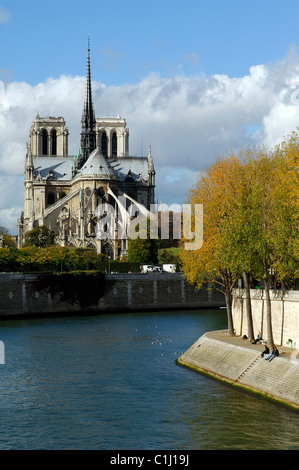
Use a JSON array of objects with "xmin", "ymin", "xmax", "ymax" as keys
[
  {"xmin": 140, "ymin": 265, "xmax": 153, "ymax": 273},
  {"xmin": 162, "ymin": 264, "xmax": 176, "ymax": 273}
]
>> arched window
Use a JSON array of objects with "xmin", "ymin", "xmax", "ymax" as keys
[
  {"xmin": 102, "ymin": 242, "xmax": 113, "ymax": 258},
  {"xmin": 97, "ymin": 187, "xmax": 105, "ymax": 199},
  {"xmin": 51, "ymin": 129, "xmax": 57, "ymax": 155},
  {"xmin": 112, "ymin": 132, "xmax": 117, "ymax": 157},
  {"xmin": 85, "ymin": 187, "xmax": 91, "ymax": 205},
  {"xmin": 42, "ymin": 129, "xmax": 48, "ymax": 155},
  {"xmin": 101, "ymin": 132, "xmax": 107, "ymax": 157},
  {"xmin": 47, "ymin": 192, "xmax": 55, "ymax": 206}
]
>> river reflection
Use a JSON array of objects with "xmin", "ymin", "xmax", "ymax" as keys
[{"xmin": 0, "ymin": 309, "xmax": 298, "ymax": 450}]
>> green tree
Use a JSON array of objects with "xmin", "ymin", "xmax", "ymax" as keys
[
  {"xmin": 127, "ymin": 215, "xmax": 161, "ymax": 264},
  {"xmin": 24, "ymin": 225, "xmax": 55, "ymax": 248},
  {"xmin": 128, "ymin": 237, "xmax": 161, "ymax": 264}
]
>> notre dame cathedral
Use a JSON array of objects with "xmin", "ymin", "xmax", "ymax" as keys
[{"xmin": 17, "ymin": 42, "xmax": 156, "ymax": 259}]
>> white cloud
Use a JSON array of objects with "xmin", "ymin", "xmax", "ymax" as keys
[
  {"xmin": 1, "ymin": 48, "xmax": 299, "ymax": 233},
  {"xmin": 0, "ymin": 7, "xmax": 10, "ymax": 24}
]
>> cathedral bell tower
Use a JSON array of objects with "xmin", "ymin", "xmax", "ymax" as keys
[{"xmin": 78, "ymin": 37, "xmax": 96, "ymax": 168}]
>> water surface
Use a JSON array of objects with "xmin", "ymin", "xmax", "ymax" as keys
[{"xmin": 0, "ymin": 309, "xmax": 298, "ymax": 450}]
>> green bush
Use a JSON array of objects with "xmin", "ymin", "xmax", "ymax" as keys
[
  {"xmin": 0, "ymin": 246, "xmax": 108, "ymax": 273},
  {"xmin": 128, "ymin": 237, "xmax": 161, "ymax": 264}
]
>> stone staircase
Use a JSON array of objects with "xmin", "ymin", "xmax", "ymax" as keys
[
  {"xmin": 179, "ymin": 332, "xmax": 299, "ymax": 408},
  {"xmin": 235, "ymin": 355, "xmax": 260, "ymax": 382},
  {"xmin": 180, "ymin": 335, "xmax": 260, "ymax": 382}
]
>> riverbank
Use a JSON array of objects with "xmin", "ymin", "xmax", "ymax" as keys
[
  {"xmin": 0, "ymin": 272, "xmax": 225, "ymax": 318},
  {"xmin": 177, "ymin": 330, "xmax": 299, "ymax": 411}
]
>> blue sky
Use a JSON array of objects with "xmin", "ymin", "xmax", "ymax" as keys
[
  {"xmin": 2, "ymin": 0, "xmax": 299, "ymax": 233},
  {"xmin": 1, "ymin": 0, "xmax": 298, "ymax": 85}
]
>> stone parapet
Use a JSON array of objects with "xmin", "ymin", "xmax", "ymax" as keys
[
  {"xmin": 232, "ymin": 289, "xmax": 299, "ymax": 348},
  {"xmin": 0, "ymin": 272, "xmax": 225, "ymax": 318}
]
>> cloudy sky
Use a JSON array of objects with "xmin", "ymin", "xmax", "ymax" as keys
[{"xmin": 1, "ymin": 0, "xmax": 299, "ymax": 233}]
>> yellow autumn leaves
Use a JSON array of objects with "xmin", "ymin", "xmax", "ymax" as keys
[{"xmin": 180, "ymin": 131, "xmax": 299, "ymax": 337}]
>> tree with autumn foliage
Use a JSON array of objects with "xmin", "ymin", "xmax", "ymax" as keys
[
  {"xmin": 270, "ymin": 133, "xmax": 299, "ymax": 288},
  {"xmin": 0, "ymin": 225, "xmax": 16, "ymax": 247},
  {"xmin": 218, "ymin": 147, "xmax": 277, "ymax": 344},
  {"xmin": 180, "ymin": 132, "xmax": 299, "ymax": 345},
  {"xmin": 236, "ymin": 138, "xmax": 299, "ymax": 346},
  {"xmin": 180, "ymin": 153, "xmax": 242, "ymax": 336}
]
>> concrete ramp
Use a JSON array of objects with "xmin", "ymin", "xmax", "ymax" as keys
[{"xmin": 178, "ymin": 331, "xmax": 299, "ymax": 410}]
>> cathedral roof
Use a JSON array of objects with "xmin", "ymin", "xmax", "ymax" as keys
[
  {"xmin": 109, "ymin": 157, "xmax": 150, "ymax": 182},
  {"xmin": 78, "ymin": 147, "xmax": 116, "ymax": 177},
  {"xmin": 32, "ymin": 152, "xmax": 151, "ymax": 183},
  {"xmin": 33, "ymin": 156, "xmax": 73, "ymax": 180}
]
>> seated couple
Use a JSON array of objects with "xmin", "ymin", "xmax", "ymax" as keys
[{"xmin": 261, "ymin": 345, "xmax": 279, "ymax": 361}]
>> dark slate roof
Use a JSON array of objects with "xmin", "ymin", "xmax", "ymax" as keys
[
  {"xmin": 33, "ymin": 156, "xmax": 73, "ymax": 180},
  {"xmin": 78, "ymin": 148, "xmax": 116, "ymax": 177},
  {"xmin": 32, "ymin": 153, "xmax": 150, "ymax": 182},
  {"xmin": 109, "ymin": 157, "xmax": 149, "ymax": 182}
]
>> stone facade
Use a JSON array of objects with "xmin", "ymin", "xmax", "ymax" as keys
[
  {"xmin": 17, "ymin": 45, "xmax": 155, "ymax": 259},
  {"xmin": 232, "ymin": 289, "xmax": 299, "ymax": 347}
]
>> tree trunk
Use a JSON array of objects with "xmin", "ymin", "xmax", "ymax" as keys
[
  {"xmin": 222, "ymin": 271, "xmax": 235, "ymax": 336},
  {"xmin": 241, "ymin": 266, "xmax": 254, "ymax": 341},
  {"xmin": 263, "ymin": 257, "xmax": 274, "ymax": 348},
  {"xmin": 225, "ymin": 290, "xmax": 234, "ymax": 336}
]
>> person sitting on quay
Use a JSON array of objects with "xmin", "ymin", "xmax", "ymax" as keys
[
  {"xmin": 265, "ymin": 346, "xmax": 280, "ymax": 362},
  {"xmin": 252, "ymin": 332, "xmax": 262, "ymax": 344},
  {"xmin": 260, "ymin": 345, "xmax": 270, "ymax": 358}
]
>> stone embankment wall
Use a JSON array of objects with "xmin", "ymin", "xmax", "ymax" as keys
[
  {"xmin": 232, "ymin": 289, "xmax": 299, "ymax": 348},
  {"xmin": 0, "ymin": 272, "xmax": 225, "ymax": 318},
  {"xmin": 178, "ymin": 331, "xmax": 299, "ymax": 410}
]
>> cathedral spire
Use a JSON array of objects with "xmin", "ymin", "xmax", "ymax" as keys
[{"xmin": 80, "ymin": 36, "xmax": 96, "ymax": 167}]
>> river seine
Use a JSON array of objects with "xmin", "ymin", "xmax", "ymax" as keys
[{"xmin": 0, "ymin": 308, "xmax": 298, "ymax": 450}]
